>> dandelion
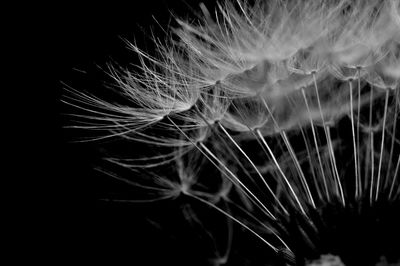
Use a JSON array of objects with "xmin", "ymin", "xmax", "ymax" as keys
[{"xmin": 64, "ymin": 0, "xmax": 400, "ymax": 265}]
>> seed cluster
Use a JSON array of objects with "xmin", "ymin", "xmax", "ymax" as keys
[{"xmin": 64, "ymin": 0, "xmax": 400, "ymax": 265}]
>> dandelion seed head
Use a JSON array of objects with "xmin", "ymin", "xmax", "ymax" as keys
[{"xmin": 66, "ymin": 0, "xmax": 400, "ymax": 264}]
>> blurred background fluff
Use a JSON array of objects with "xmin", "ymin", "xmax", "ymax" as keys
[{"xmin": 63, "ymin": 0, "xmax": 400, "ymax": 265}]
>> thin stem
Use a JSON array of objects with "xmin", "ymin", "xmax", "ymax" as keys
[
  {"xmin": 256, "ymin": 129, "xmax": 307, "ymax": 216},
  {"xmin": 356, "ymin": 68, "xmax": 362, "ymax": 198},
  {"xmin": 228, "ymin": 99, "xmax": 291, "ymax": 193},
  {"xmin": 326, "ymin": 125, "xmax": 346, "ymax": 206},
  {"xmin": 301, "ymin": 87, "xmax": 330, "ymax": 201},
  {"xmin": 199, "ymin": 142, "xmax": 276, "ymax": 219},
  {"xmin": 259, "ymin": 97, "xmax": 310, "ymax": 212},
  {"xmin": 217, "ymin": 122, "xmax": 289, "ymax": 216},
  {"xmin": 365, "ymin": 85, "xmax": 374, "ymax": 195},
  {"xmin": 187, "ymin": 192, "xmax": 279, "ymax": 253},
  {"xmin": 166, "ymin": 116, "xmax": 276, "ymax": 219},
  {"xmin": 349, "ymin": 80, "xmax": 359, "ymax": 200},
  {"xmin": 388, "ymin": 155, "xmax": 400, "ymax": 200},
  {"xmin": 312, "ymin": 72, "xmax": 338, "ymax": 195},
  {"xmin": 370, "ymin": 131, "xmax": 375, "ymax": 205},
  {"xmin": 281, "ymin": 131, "xmax": 316, "ymax": 208},
  {"xmin": 375, "ymin": 89, "xmax": 390, "ymax": 201},
  {"xmin": 193, "ymin": 106, "xmax": 276, "ymax": 195},
  {"xmin": 384, "ymin": 88, "xmax": 399, "ymax": 190},
  {"xmin": 224, "ymin": 198, "xmax": 291, "ymax": 250},
  {"xmin": 299, "ymin": 126, "xmax": 323, "ymax": 201}
]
